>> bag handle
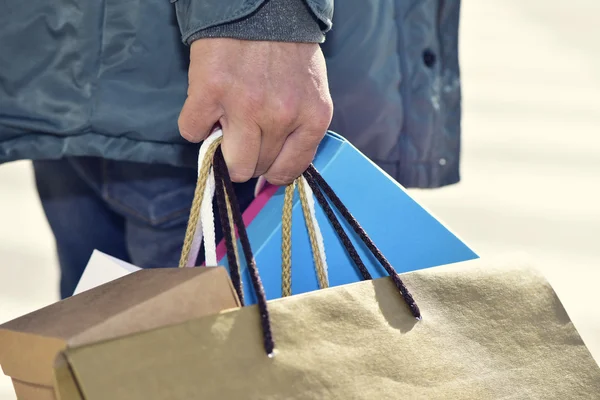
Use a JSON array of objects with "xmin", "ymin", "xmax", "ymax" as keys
[
  {"xmin": 281, "ymin": 176, "xmax": 329, "ymax": 297},
  {"xmin": 213, "ymin": 151, "xmax": 245, "ymax": 304},
  {"xmin": 213, "ymin": 148, "xmax": 276, "ymax": 356},
  {"xmin": 178, "ymin": 132, "xmax": 222, "ymax": 269},
  {"xmin": 179, "ymin": 129, "xmax": 240, "ymax": 269},
  {"xmin": 179, "ymin": 136, "xmax": 421, "ymax": 356},
  {"xmin": 217, "ymin": 158, "xmax": 421, "ymax": 355},
  {"xmin": 303, "ymin": 166, "xmax": 421, "ymax": 320},
  {"xmin": 183, "ymin": 130, "xmax": 330, "ymax": 300}
]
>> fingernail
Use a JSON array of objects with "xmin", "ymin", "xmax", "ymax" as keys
[{"xmin": 254, "ymin": 176, "xmax": 267, "ymax": 198}]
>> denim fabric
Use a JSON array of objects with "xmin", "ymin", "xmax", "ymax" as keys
[{"xmin": 33, "ymin": 157, "xmax": 256, "ymax": 299}]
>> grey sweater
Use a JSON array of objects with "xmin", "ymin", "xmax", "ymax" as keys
[{"xmin": 188, "ymin": 0, "xmax": 324, "ymax": 44}]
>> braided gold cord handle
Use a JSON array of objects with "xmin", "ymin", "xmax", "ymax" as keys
[
  {"xmin": 298, "ymin": 177, "xmax": 329, "ymax": 290},
  {"xmin": 281, "ymin": 183, "xmax": 295, "ymax": 297},
  {"xmin": 280, "ymin": 176, "xmax": 329, "ymax": 297},
  {"xmin": 178, "ymin": 138, "xmax": 222, "ymax": 268}
]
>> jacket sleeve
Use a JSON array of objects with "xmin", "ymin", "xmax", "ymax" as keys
[{"xmin": 172, "ymin": 0, "xmax": 334, "ymax": 45}]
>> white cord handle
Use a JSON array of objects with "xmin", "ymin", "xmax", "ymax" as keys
[
  {"xmin": 186, "ymin": 129, "xmax": 223, "ymax": 267},
  {"xmin": 189, "ymin": 129, "xmax": 327, "ymax": 278},
  {"xmin": 300, "ymin": 175, "xmax": 328, "ymax": 280}
]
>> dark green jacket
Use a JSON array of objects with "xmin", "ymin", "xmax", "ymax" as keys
[{"xmin": 0, "ymin": 0, "xmax": 461, "ymax": 188}]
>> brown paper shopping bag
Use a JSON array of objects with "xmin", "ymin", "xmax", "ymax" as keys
[
  {"xmin": 0, "ymin": 266, "xmax": 239, "ymax": 400},
  {"xmin": 53, "ymin": 146, "xmax": 600, "ymax": 400},
  {"xmin": 54, "ymin": 260, "xmax": 600, "ymax": 400}
]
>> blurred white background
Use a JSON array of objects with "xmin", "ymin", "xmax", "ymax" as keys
[{"xmin": 1, "ymin": 0, "xmax": 599, "ymax": 398}]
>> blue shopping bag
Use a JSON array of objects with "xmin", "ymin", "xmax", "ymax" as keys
[{"xmin": 218, "ymin": 132, "xmax": 477, "ymax": 304}]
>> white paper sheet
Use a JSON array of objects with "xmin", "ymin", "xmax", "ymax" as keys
[{"xmin": 73, "ymin": 250, "xmax": 141, "ymax": 295}]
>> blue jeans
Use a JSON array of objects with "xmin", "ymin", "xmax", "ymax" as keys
[{"xmin": 32, "ymin": 157, "xmax": 256, "ymax": 299}]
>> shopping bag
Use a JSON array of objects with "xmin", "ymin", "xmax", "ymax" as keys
[
  {"xmin": 54, "ymin": 261, "xmax": 600, "ymax": 400},
  {"xmin": 67, "ymin": 131, "xmax": 476, "ymax": 298},
  {"xmin": 206, "ymin": 131, "xmax": 477, "ymax": 304},
  {"xmin": 53, "ymin": 151, "xmax": 600, "ymax": 399},
  {"xmin": 0, "ymin": 266, "xmax": 239, "ymax": 400}
]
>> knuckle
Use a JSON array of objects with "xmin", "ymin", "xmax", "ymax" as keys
[
  {"xmin": 313, "ymin": 100, "xmax": 334, "ymax": 129},
  {"xmin": 274, "ymin": 96, "xmax": 300, "ymax": 127},
  {"xmin": 277, "ymin": 105, "xmax": 298, "ymax": 128}
]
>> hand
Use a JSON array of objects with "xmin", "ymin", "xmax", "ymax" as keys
[{"xmin": 178, "ymin": 38, "xmax": 333, "ymax": 185}]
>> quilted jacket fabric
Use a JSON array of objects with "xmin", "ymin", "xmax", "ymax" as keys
[{"xmin": 0, "ymin": 0, "xmax": 461, "ymax": 188}]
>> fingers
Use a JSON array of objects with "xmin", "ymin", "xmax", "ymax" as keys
[
  {"xmin": 181, "ymin": 91, "xmax": 331, "ymax": 185},
  {"xmin": 253, "ymin": 101, "xmax": 296, "ymax": 178},
  {"xmin": 178, "ymin": 95, "xmax": 222, "ymax": 143},
  {"xmin": 264, "ymin": 128, "xmax": 327, "ymax": 186},
  {"xmin": 222, "ymin": 94, "xmax": 297, "ymax": 182},
  {"xmin": 182, "ymin": 40, "xmax": 333, "ymax": 184},
  {"xmin": 264, "ymin": 99, "xmax": 333, "ymax": 186},
  {"xmin": 220, "ymin": 116, "xmax": 261, "ymax": 183}
]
